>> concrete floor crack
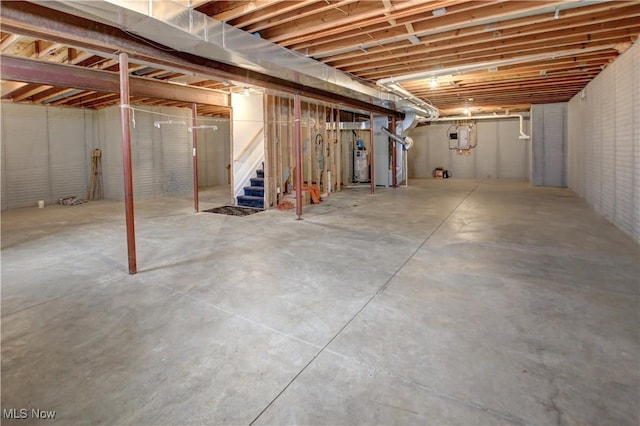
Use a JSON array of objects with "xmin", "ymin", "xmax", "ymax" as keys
[{"xmin": 248, "ymin": 182, "xmax": 481, "ymax": 425}]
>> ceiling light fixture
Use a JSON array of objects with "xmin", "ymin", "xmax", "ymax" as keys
[
  {"xmin": 554, "ymin": 7, "xmax": 560, "ymax": 19},
  {"xmin": 430, "ymin": 77, "xmax": 438, "ymax": 88}
]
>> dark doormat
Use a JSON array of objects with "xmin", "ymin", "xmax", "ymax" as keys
[{"xmin": 203, "ymin": 205, "xmax": 263, "ymax": 216}]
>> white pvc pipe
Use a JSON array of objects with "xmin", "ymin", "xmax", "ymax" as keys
[
  {"xmin": 430, "ymin": 114, "xmax": 531, "ymax": 140},
  {"xmin": 376, "ymin": 45, "xmax": 617, "ymax": 86},
  {"xmin": 404, "ymin": 150, "xmax": 409, "ymax": 188}
]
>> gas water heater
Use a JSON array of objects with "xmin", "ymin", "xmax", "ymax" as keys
[{"xmin": 353, "ymin": 139, "xmax": 369, "ymax": 183}]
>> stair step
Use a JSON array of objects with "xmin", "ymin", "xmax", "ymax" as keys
[
  {"xmin": 256, "ymin": 169, "xmax": 264, "ymax": 178},
  {"xmin": 244, "ymin": 186, "xmax": 264, "ymax": 197},
  {"xmin": 237, "ymin": 195, "xmax": 264, "ymax": 209},
  {"xmin": 250, "ymin": 177, "xmax": 265, "ymax": 187}
]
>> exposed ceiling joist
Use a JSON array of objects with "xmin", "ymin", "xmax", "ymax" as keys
[
  {"xmin": 1, "ymin": 55, "xmax": 230, "ymax": 107},
  {"xmin": 0, "ymin": 1, "xmax": 638, "ymax": 116},
  {"xmin": 0, "ymin": 1, "xmax": 398, "ymax": 116}
]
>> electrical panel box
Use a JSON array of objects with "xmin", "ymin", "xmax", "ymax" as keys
[{"xmin": 457, "ymin": 126, "xmax": 470, "ymax": 149}]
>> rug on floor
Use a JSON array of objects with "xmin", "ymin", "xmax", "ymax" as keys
[{"xmin": 203, "ymin": 205, "xmax": 263, "ymax": 216}]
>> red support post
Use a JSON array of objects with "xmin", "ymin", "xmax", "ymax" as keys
[
  {"xmin": 192, "ymin": 103, "xmax": 199, "ymax": 212},
  {"xmin": 119, "ymin": 52, "xmax": 137, "ymax": 275},
  {"xmin": 391, "ymin": 116, "xmax": 397, "ymax": 188},
  {"xmin": 294, "ymin": 93, "xmax": 303, "ymax": 220}
]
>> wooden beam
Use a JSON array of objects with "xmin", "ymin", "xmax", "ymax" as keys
[
  {"xmin": 338, "ymin": 18, "xmax": 640, "ymax": 74},
  {"xmin": 1, "ymin": 55, "xmax": 230, "ymax": 107},
  {"xmin": 327, "ymin": 8, "xmax": 640, "ymax": 69},
  {"xmin": 1, "ymin": 80, "xmax": 27, "ymax": 97},
  {"xmin": 221, "ymin": 1, "xmax": 319, "ymax": 31},
  {"xmin": 303, "ymin": 1, "xmax": 635, "ymax": 61},
  {"xmin": 10, "ymin": 84, "xmax": 54, "ymax": 102},
  {"xmin": 355, "ymin": 38, "xmax": 626, "ymax": 80},
  {"xmin": 210, "ymin": 0, "xmax": 286, "ymax": 24},
  {"xmin": 0, "ymin": 2, "xmax": 398, "ymax": 117},
  {"xmin": 37, "ymin": 41, "xmax": 62, "ymax": 58},
  {"xmin": 263, "ymin": 0, "xmax": 422, "ymax": 44},
  {"xmin": 0, "ymin": 34, "xmax": 21, "ymax": 51}
]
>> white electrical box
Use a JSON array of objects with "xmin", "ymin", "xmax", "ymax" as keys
[{"xmin": 458, "ymin": 126, "xmax": 470, "ymax": 149}]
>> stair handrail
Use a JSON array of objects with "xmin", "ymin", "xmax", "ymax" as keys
[{"xmin": 234, "ymin": 127, "xmax": 264, "ymax": 162}]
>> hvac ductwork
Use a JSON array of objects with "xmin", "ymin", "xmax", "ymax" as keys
[
  {"xmin": 32, "ymin": 0, "xmax": 422, "ymax": 115},
  {"xmin": 381, "ymin": 127, "xmax": 414, "ymax": 150}
]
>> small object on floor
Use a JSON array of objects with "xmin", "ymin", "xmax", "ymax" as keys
[
  {"xmin": 303, "ymin": 186, "xmax": 322, "ymax": 204},
  {"xmin": 203, "ymin": 205, "xmax": 263, "ymax": 216},
  {"xmin": 433, "ymin": 168, "xmax": 451, "ymax": 179},
  {"xmin": 58, "ymin": 196, "xmax": 82, "ymax": 206},
  {"xmin": 277, "ymin": 200, "xmax": 295, "ymax": 210}
]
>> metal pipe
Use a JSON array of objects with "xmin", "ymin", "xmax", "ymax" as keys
[
  {"xmin": 191, "ymin": 103, "xmax": 199, "ymax": 212},
  {"xmin": 430, "ymin": 114, "xmax": 531, "ymax": 139},
  {"xmin": 119, "ymin": 52, "xmax": 136, "ymax": 275},
  {"xmin": 381, "ymin": 127, "xmax": 414, "ymax": 149},
  {"xmin": 294, "ymin": 93, "xmax": 303, "ymax": 220},
  {"xmin": 369, "ymin": 112, "xmax": 375, "ymax": 194}
]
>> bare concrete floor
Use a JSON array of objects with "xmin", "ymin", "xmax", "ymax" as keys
[{"xmin": 2, "ymin": 179, "xmax": 639, "ymax": 425}]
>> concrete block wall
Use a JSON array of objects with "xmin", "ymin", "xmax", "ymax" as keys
[
  {"xmin": 568, "ymin": 41, "xmax": 640, "ymax": 243},
  {"xmin": 2, "ymin": 103, "xmax": 229, "ymax": 209},
  {"xmin": 1, "ymin": 103, "xmax": 96, "ymax": 209},
  {"xmin": 408, "ymin": 118, "xmax": 531, "ymax": 180},
  {"xmin": 531, "ymin": 103, "xmax": 568, "ymax": 187},
  {"xmin": 96, "ymin": 105, "xmax": 215, "ymax": 201}
]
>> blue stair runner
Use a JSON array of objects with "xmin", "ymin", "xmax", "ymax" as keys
[{"xmin": 237, "ymin": 169, "xmax": 264, "ymax": 209}]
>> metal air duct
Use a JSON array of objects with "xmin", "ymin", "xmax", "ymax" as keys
[{"xmin": 32, "ymin": 0, "xmax": 419, "ymax": 115}]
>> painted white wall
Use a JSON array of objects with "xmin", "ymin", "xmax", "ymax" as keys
[
  {"xmin": 1, "ymin": 103, "xmax": 96, "ymax": 209},
  {"xmin": 568, "ymin": 41, "xmax": 639, "ymax": 242},
  {"xmin": 407, "ymin": 118, "xmax": 530, "ymax": 180},
  {"xmin": 232, "ymin": 92, "xmax": 265, "ymax": 202}
]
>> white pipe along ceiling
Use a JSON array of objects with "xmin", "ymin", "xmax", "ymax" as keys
[{"xmin": 430, "ymin": 114, "xmax": 532, "ymax": 140}]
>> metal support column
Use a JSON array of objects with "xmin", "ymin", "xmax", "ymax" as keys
[
  {"xmin": 119, "ymin": 52, "xmax": 137, "ymax": 275},
  {"xmin": 391, "ymin": 116, "xmax": 397, "ymax": 188},
  {"xmin": 369, "ymin": 111, "xmax": 375, "ymax": 194},
  {"xmin": 294, "ymin": 93, "xmax": 303, "ymax": 220},
  {"xmin": 192, "ymin": 104, "xmax": 199, "ymax": 212}
]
